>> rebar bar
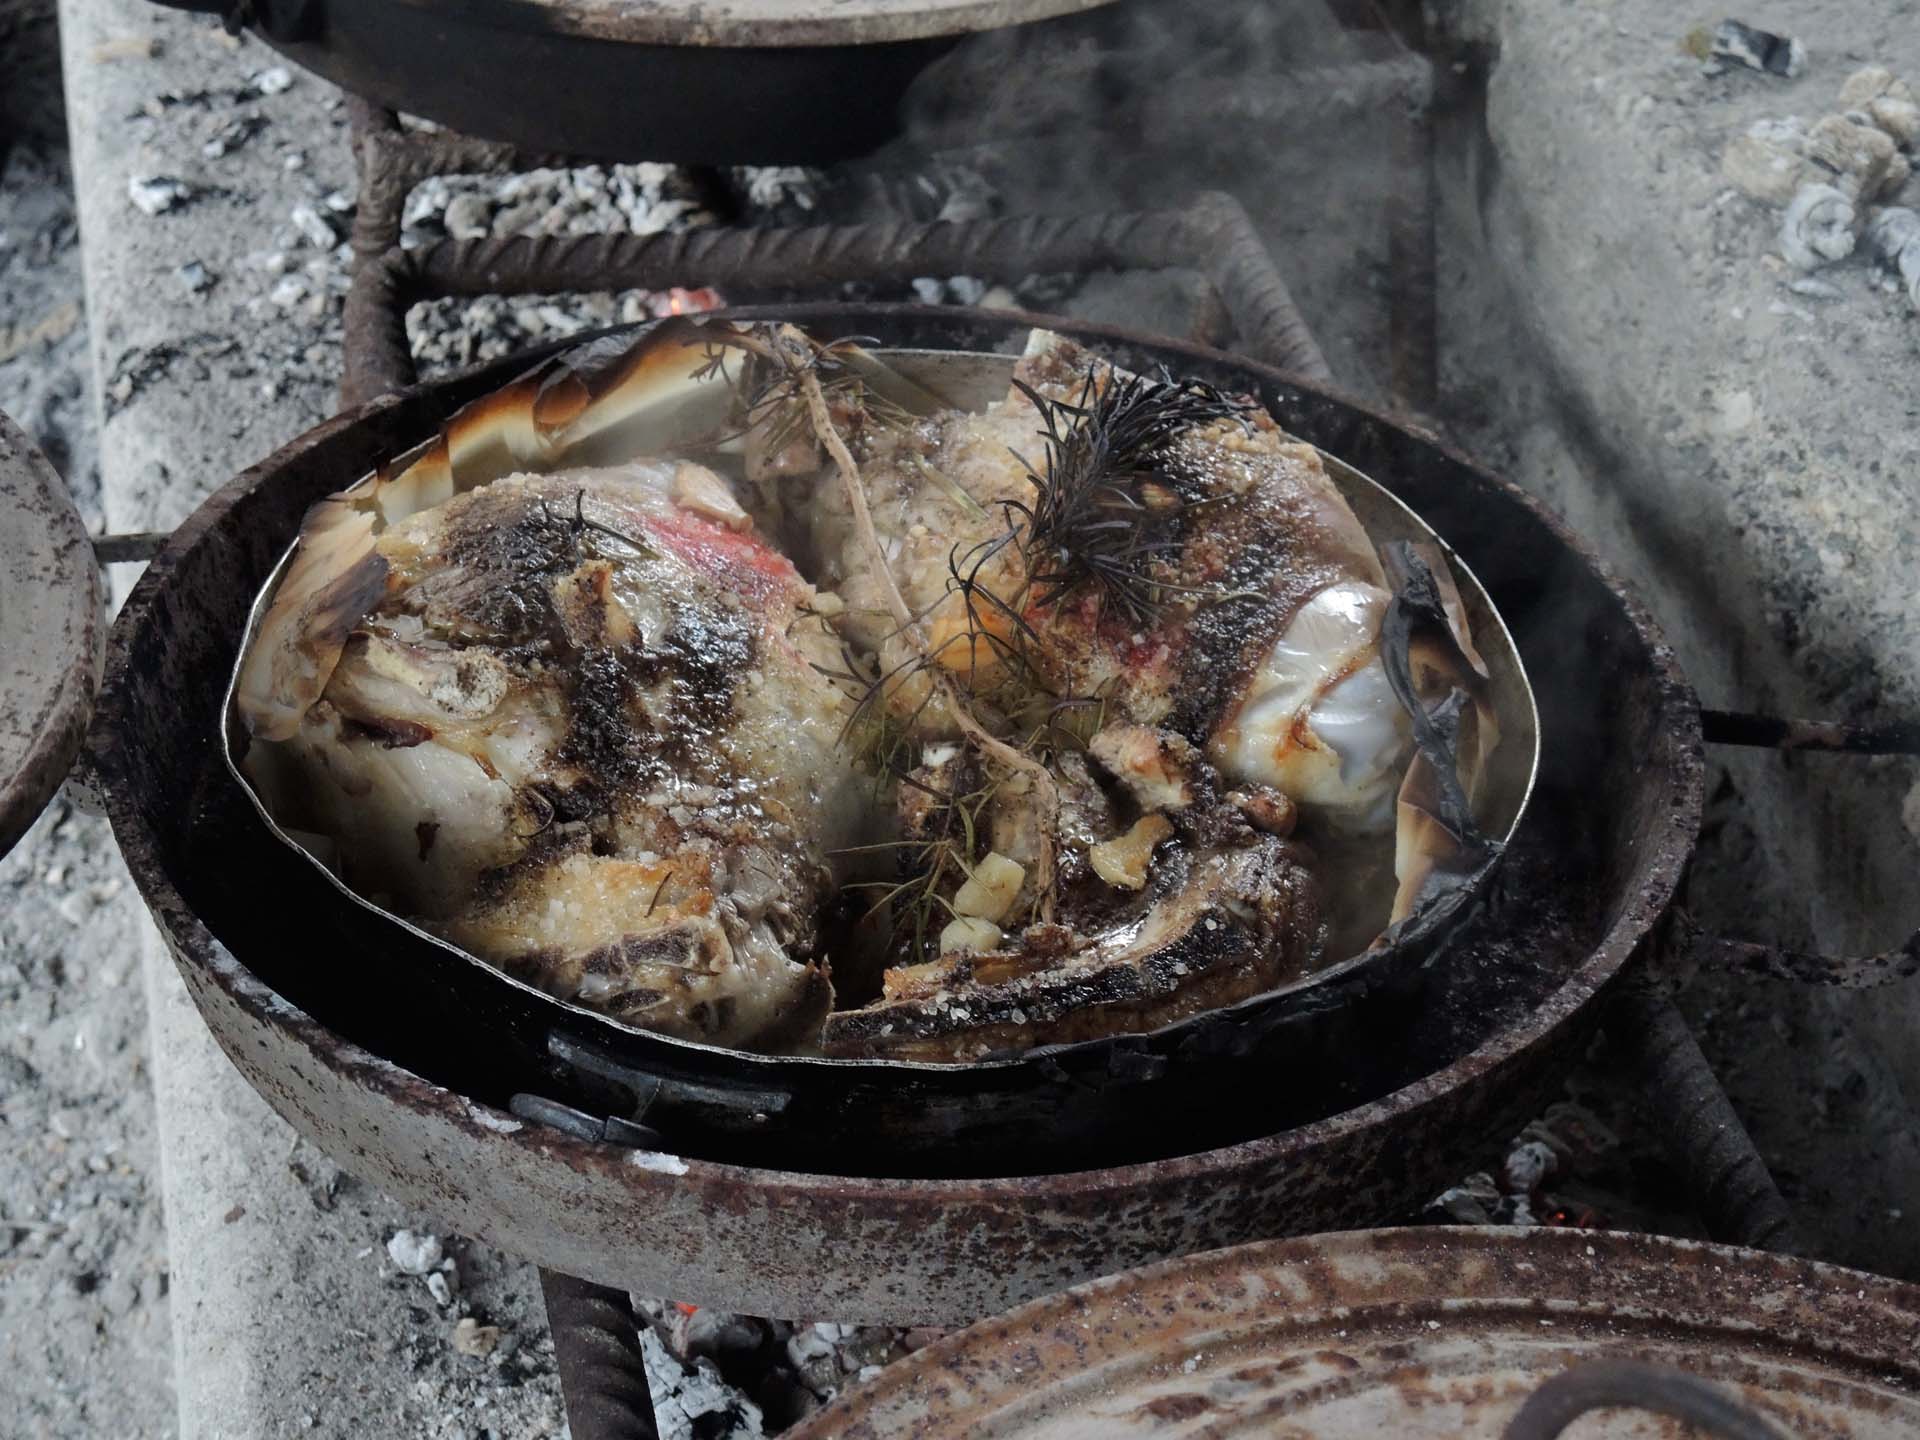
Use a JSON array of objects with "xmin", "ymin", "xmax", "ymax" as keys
[
  {"xmin": 342, "ymin": 191, "xmax": 1329, "ymax": 404},
  {"xmin": 538, "ymin": 1268, "xmax": 659, "ymax": 1440},
  {"xmin": 1701, "ymin": 707, "xmax": 1920, "ymax": 755},
  {"xmin": 1607, "ymin": 980, "xmax": 1801, "ymax": 1254}
]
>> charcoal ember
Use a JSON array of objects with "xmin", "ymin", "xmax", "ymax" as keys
[
  {"xmin": 201, "ymin": 114, "xmax": 266, "ymax": 160},
  {"xmin": 126, "ymin": 175, "xmax": 193, "ymax": 216},
  {"xmin": 1425, "ymin": 1170, "xmax": 1502, "ymax": 1224},
  {"xmin": 783, "ymin": 1321, "xmax": 850, "ymax": 1396},
  {"xmin": 1780, "ymin": 183, "xmax": 1857, "ymax": 270},
  {"xmin": 1802, "ymin": 114, "xmax": 1903, "ymax": 202},
  {"xmin": 682, "ymin": 1307, "xmax": 773, "ymax": 1363},
  {"xmin": 1500, "ymin": 1138, "xmax": 1561, "ymax": 1196},
  {"xmin": 1867, "ymin": 206, "xmax": 1920, "ymax": 310},
  {"xmin": 828, "ymin": 1326, "xmax": 908, "ymax": 1381},
  {"xmin": 1708, "ymin": 19, "xmax": 1807, "ymax": 79},
  {"xmin": 1516, "ymin": 1101, "xmax": 1620, "ymax": 1173},
  {"xmin": 1722, "ymin": 117, "xmax": 1812, "ymax": 204}
]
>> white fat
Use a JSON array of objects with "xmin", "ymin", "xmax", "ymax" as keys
[
  {"xmin": 1208, "ymin": 581, "xmax": 1411, "ymax": 833},
  {"xmin": 669, "ymin": 462, "xmax": 752, "ymax": 531},
  {"xmin": 295, "ymin": 714, "xmax": 521, "ymax": 915}
]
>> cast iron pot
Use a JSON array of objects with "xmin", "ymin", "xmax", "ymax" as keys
[
  {"xmin": 144, "ymin": 0, "xmax": 1118, "ymax": 163},
  {"xmin": 89, "ymin": 306, "xmax": 1703, "ymax": 1322}
]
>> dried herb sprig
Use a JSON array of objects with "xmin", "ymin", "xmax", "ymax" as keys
[
  {"xmin": 761, "ymin": 329, "xmax": 1065, "ymax": 918},
  {"xmin": 696, "ymin": 324, "xmax": 924, "ymax": 458},
  {"xmin": 527, "ymin": 488, "xmax": 656, "ymax": 562},
  {"xmin": 834, "ymin": 767, "xmax": 1006, "ymax": 968},
  {"xmin": 1004, "ymin": 366, "xmax": 1252, "ymax": 626}
]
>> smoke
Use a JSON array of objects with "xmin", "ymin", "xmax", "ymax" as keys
[{"xmin": 847, "ymin": 0, "xmax": 1415, "ymax": 399}]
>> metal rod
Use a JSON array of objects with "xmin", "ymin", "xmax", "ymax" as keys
[
  {"xmin": 342, "ymin": 96, "xmax": 572, "ymax": 408},
  {"xmin": 1504, "ymin": 1361, "xmax": 1789, "ymax": 1440},
  {"xmin": 538, "ymin": 1268, "xmax": 659, "ymax": 1440},
  {"xmin": 1607, "ymin": 981, "xmax": 1800, "ymax": 1253},
  {"xmin": 91, "ymin": 532, "xmax": 169, "ymax": 564},
  {"xmin": 343, "ymin": 192, "xmax": 1330, "ymax": 405},
  {"xmin": 1700, "ymin": 707, "xmax": 1920, "ymax": 756},
  {"xmin": 1705, "ymin": 930, "xmax": 1920, "ymax": 990}
]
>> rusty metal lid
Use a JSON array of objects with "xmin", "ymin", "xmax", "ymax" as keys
[
  {"xmin": 0, "ymin": 411, "xmax": 101, "ymax": 858},
  {"xmin": 790, "ymin": 1227, "xmax": 1920, "ymax": 1437}
]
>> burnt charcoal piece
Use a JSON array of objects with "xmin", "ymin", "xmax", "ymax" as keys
[{"xmin": 1710, "ymin": 19, "xmax": 1806, "ymax": 78}]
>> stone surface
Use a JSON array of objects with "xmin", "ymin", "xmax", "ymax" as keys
[
  {"xmin": 1, "ymin": 2, "xmax": 171, "ymax": 1434},
  {"xmin": 1443, "ymin": 0, "xmax": 1920, "ymax": 1274},
  {"xmin": 55, "ymin": 1, "xmax": 568, "ymax": 1433}
]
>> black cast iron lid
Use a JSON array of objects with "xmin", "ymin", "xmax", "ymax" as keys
[{"xmin": 0, "ymin": 409, "xmax": 101, "ymax": 858}]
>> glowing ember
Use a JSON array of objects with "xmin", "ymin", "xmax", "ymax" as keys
[{"xmin": 652, "ymin": 286, "xmax": 724, "ymax": 318}]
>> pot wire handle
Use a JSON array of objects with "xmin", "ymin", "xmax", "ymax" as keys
[
  {"xmin": 1697, "ymin": 706, "xmax": 1920, "ymax": 988},
  {"xmin": 1504, "ymin": 1361, "xmax": 1789, "ymax": 1440}
]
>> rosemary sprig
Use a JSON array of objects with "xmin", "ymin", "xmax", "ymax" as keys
[{"xmin": 1002, "ymin": 366, "xmax": 1252, "ymax": 627}]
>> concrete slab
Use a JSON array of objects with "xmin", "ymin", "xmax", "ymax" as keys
[
  {"xmin": 57, "ymin": 1, "xmax": 566, "ymax": 1432},
  {"xmin": 1443, "ymin": 0, "xmax": 1920, "ymax": 1272}
]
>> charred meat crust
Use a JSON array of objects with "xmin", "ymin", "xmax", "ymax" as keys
[{"xmin": 823, "ymin": 838, "xmax": 1321, "ymax": 1061}]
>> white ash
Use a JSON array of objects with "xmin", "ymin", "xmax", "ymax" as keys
[
  {"xmin": 289, "ymin": 201, "xmax": 339, "ymax": 249},
  {"xmin": 250, "ymin": 65, "xmax": 293, "ymax": 96},
  {"xmin": 1780, "ymin": 182, "xmax": 1858, "ymax": 270},
  {"xmin": 387, "ymin": 1228, "xmax": 445, "ymax": 1275},
  {"xmin": 176, "ymin": 259, "xmax": 214, "ymax": 293},
  {"xmin": 641, "ymin": 1330, "xmax": 768, "ymax": 1440},
  {"xmin": 127, "ymin": 174, "xmax": 194, "ymax": 215},
  {"xmin": 1867, "ymin": 206, "xmax": 1920, "ymax": 310}
]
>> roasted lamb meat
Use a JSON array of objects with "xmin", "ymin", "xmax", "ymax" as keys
[{"xmin": 232, "ymin": 318, "xmax": 1500, "ymax": 1062}]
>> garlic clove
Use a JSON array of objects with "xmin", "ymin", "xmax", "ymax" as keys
[
  {"xmin": 939, "ymin": 915, "xmax": 1004, "ymax": 955},
  {"xmin": 1088, "ymin": 813, "xmax": 1175, "ymax": 891},
  {"xmin": 951, "ymin": 851, "xmax": 1026, "ymax": 923}
]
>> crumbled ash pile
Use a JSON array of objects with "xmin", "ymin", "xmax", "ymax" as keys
[
  {"xmin": 634, "ymin": 1300, "xmax": 944, "ymax": 1435},
  {"xmin": 0, "ymin": 139, "xmax": 98, "ymax": 525},
  {"xmin": 359, "ymin": 1220, "xmax": 567, "ymax": 1437},
  {"xmin": 1423, "ymin": 1045, "xmax": 1708, "ymax": 1241},
  {"xmin": 400, "ymin": 159, "xmax": 732, "ymax": 373},
  {"xmin": 1719, "ymin": 60, "xmax": 1920, "ymax": 312},
  {"xmin": 396, "ymin": 154, "xmax": 1027, "ymax": 377}
]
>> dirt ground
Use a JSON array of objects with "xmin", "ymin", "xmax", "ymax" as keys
[{"xmin": 1, "ymin": 3, "xmax": 175, "ymax": 1435}]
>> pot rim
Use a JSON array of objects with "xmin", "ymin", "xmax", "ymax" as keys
[{"xmin": 93, "ymin": 307, "xmax": 1705, "ymax": 1199}]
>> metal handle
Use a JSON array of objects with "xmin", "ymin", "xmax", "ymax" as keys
[
  {"xmin": 1504, "ymin": 1361, "xmax": 1788, "ymax": 1440},
  {"xmin": 1699, "ymin": 706, "xmax": 1920, "ymax": 988},
  {"xmin": 92, "ymin": 531, "xmax": 169, "ymax": 565}
]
